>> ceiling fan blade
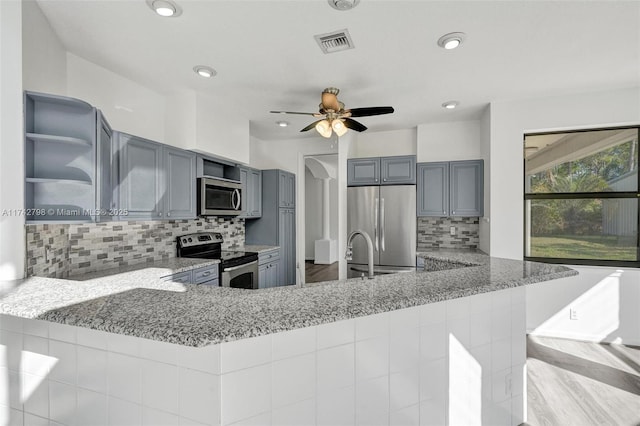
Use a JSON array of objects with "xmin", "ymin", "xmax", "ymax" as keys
[
  {"xmin": 270, "ymin": 110, "xmax": 318, "ymax": 116},
  {"xmin": 347, "ymin": 106, "xmax": 395, "ymax": 117},
  {"xmin": 300, "ymin": 120, "xmax": 323, "ymax": 132},
  {"xmin": 343, "ymin": 118, "xmax": 368, "ymax": 132}
]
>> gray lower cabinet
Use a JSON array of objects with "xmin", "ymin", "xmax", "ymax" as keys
[
  {"xmin": 258, "ymin": 248, "xmax": 280, "ymax": 288},
  {"xmin": 381, "ymin": 155, "xmax": 416, "ymax": 184},
  {"xmin": 115, "ymin": 132, "xmax": 196, "ymax": 220},
  {"xmin": 165, "ymin": 147, "xmax": 196, "ymax": 220},
  {"xmin": 348, "ymin": 155, "xmax": 416, "ymax": 186},
  {"xmin": 279, "ymin": 208, "xmax": 296, "ymax": 285},
  {"xmin": 161, "ymin": 264, "xmax": 219, "ymax": 286},
  {"xmin": 239, "ymin": 166, "xmax": 262, "ymax": 218},
  {"xmin": 417, "ymin": 160, "xmax": 483, "ymax": 217},
  {"xmin": 245, "ymin": 169, "xmax": 296, "ymax": 286}
]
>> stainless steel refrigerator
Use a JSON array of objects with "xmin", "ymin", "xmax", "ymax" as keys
[{"xmin": 347, "ymin": 185, "xmax": 416, "ymax": 278}]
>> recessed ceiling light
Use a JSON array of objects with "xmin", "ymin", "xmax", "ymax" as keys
[
  {"xmin": 327, "ymin": 0, "xmax": 360, "ymax": 11},
  {"xmin": 437, "ymin": 32, "xmax": 466, "ymax": 50},
  {"xmin": 193, "ymin": 65, "xmax": 216, "ymax": 78},
  {"xmin": 442, "ymin": 101, "xmax": 459, "ymax": 109},
  {"xmin": 276, "ymin": 121, "xmax": 289, "ymax": 128},
  {"xmin": 146, "ymin": 0, "xmax": 182, "ymax": 17}
]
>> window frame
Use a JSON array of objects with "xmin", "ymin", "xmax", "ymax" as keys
[{"xmin": 523, "ymin": 126, "xmax": 640, "ymax": 268}]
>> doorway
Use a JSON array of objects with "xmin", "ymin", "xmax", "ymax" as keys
[{"xmin": 304, "ymin": 154, "xmax": 339, "ymax": 283}]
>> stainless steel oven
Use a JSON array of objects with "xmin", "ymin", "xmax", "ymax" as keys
[
  {"xmin": 198, "ymin": 177, "xmax": 242, "ymax": 216},
  {"xmin": 221, "ymin": 259, "xmax": 259, "ymax": 289}
]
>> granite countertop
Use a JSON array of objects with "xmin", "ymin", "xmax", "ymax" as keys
[
  {"xmin": 242, "ymin": 245, "xmax": 279, "ymax": 254},
  {"xmin": 0, "ymin": 252, "xmax": 576, "ymax": 347},
  {"xmin": 68, "ymin": 257, "xmax": 220, "ymax": 281}
]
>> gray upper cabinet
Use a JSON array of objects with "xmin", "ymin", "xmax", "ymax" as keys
[
  {"xmin": 348, "ymin": 156, "xmax": 416, "ymax": 186},
  {"xmin": 278, "ymin": 170, "xmax": 295, "ymax": 208},
  {"xmin": 381, "ymin": 155, "xmax": 416, "ymax": 185},
  {"xmin": 116, "ymin": 132, "xmax": 197, "ymax": 221},
  {"xmin": 417, "ymin": 160, "xmax": 484, "ymax": 217},
  {"xmin": 164, "ymin": 147, "xmax": 196, "ymax": 220},
  {"xmin": 239, "ymin": 166, "xmax": 262, "ymax": 218},
  {"xmin": 24, "ymin": 91, "xmax": 97, "ymax": 223},
  {"xmin": 117, "ymin": 133, "xmax": 164, "ymax": 220},
  {"xmin": 450, "ymin": 160, "xmax": 484, "ymax": 217},
  {"xmin": 347, "ymin": 158, "xmax": 380, "ymax": 186},
  {"xmin": 417, "ymin": 162, "xmax": 449, "ymax": 217},
  {"xmin": 96, "ymin": 110, "xmax": 114, "ymax": 222}
]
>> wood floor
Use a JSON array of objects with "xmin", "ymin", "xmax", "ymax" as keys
[
  {"xmin": 305, "ymin": 260, "xmax": 338, "ymax": 283},
  {"xmin": 526, "ymin": 335, "xmax": 640, "ymax": 426}
]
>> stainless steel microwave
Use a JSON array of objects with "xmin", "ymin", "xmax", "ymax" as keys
[{"xmin": 198, "ymin": 177, "xmax": 242, "ymax": 216}]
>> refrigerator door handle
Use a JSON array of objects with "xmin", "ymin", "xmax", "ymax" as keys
[
  {"xmin": 374, "ymin": 197, "xmax": 379, "ymax": 251},
  {"xmin": 381, "ymin": 197, "xmax": 386, "ymax": 251}
]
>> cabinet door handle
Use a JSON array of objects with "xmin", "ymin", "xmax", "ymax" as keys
[
  {"xmin": 452, "ymin": 211, "xmax": 455, "ymax": 215},
  {"xmin": 383, "ymin": 178, "xmax": 387, "ymax": 182},
  {"xmin": 202, "ymin": 271, "xmax": 211, "ymax": 276},
  {"xmin": 159, "ymin": 211, "xmax": 163, "ymax": 216},
  {"xmin": 167, "ymin": 212, "xmax": 171, "ymax": 217}
]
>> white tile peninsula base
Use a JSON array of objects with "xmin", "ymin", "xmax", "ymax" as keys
[{"xmin": 0, "ymin": 286, "xmax": 525, "ymax": 426}]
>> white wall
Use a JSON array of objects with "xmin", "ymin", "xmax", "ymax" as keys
[
  {"xmin": 194, "ymin": 93, "xmax": 250, "ymax": 164},
  {"xmin": 486, "ymin": 87, "xmax": 640, "ymax": 345},
  {"xmin": 479, "ymin": 108, "xmax": 491, "ymax": 254},
  {"xmin": 417, "ymin": 120, "xmax": 481, "ymax": 162},
  {"xmin": 350, "ymin": 128, "xmax": 416, "ymax": 158},
  {"xmin": 527, "ymin": 266, "xmax": 640, "ymax": 346},
  {"xmin": 164, "ymin": 90, "xmax": 196, "ymax": 150},
  {"xmin": 66, "ymin": 53, "xmax": 166, "ymax": 143},
  {"xmin": 0, "ymin": 0, "xmax": 25, "ymax": 280},
  {"xmin": 21, "ymin": 0, "xmax": 66, "ymax": 95},
  {"xmin": 488, "ymin": 87, "xmax": 640, "ymax": 260}
]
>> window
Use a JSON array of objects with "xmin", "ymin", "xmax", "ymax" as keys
[{"xmin": 524, "ymin": 127, "xmax": 640, "ymax": 266}]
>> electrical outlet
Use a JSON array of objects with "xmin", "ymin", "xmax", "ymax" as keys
[
  {"xmin": 450, "ymin": 226, "xmax": 456, "ymax": 236},
  {"xmin": 569, "ymin": 308, "xmax": 578, "ymax": 320}
]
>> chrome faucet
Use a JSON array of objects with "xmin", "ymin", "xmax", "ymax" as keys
[{"xmin": 345, "ymin": 230, "xmax": 374, "ymax": 279}]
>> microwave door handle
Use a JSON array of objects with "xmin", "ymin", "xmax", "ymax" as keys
[{"xmin": 233, "ymin": 189, "xmax": 241, "ymax": 210}]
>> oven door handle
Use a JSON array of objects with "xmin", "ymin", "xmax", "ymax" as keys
[
  {"xmin": 224, "ymin": 260, "xmax": 257, "ymax": 272},
  {"xmin": 232, "ymin": 189, "xmax": 241, "ymax": 210}
]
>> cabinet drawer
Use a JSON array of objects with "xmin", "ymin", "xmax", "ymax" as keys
[
  {"xmin": 258, "ymin": 249, "xmax": 280, "ymax": 265},
  {"xmin": 162, "ymin": 271, "xmax": 192, "ymax": 284},
  {"xmin": 198, "ymin": 278, "xmax": 219, "ymax": 286},
  {"xmin": 193, "ymin": 264, "xmax": 219, "ymax": 284}
]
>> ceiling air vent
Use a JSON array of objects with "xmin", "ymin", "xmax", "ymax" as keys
[{"xmin": 314, "ymin": 29, "xmax": 355, "ymax": 54}]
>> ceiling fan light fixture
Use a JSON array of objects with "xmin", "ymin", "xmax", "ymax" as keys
[
  {"xmin": 193, "ymin": 65, "xmax": 216, "ymax": 78},
  {"xmin": 146, "ymin": 0, "xmax": 182, "ymax": 17},
  {"xmin": 442, "ymin": 100, "xmax": 459, "ymax": 109},
  {"xmin": 437, "ymin": 32, "xmax": 466, "ymax": 50},
  {"xmin": 327, "ymin": 0, "xmax": 360, "ymax": 11},
  {"xmin": 316, "ymin": 120, "xmax": 333, "ymax": 138},
  {"xmin": 332, "ymin": 119, "xmax": 348, "ymax": 137}
]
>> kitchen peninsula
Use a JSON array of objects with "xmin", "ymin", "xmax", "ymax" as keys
[{"xmin": 0, "ymin": 252, "xmax": 576, "ymax": 426}]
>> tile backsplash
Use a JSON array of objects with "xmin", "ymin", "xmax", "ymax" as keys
[
  {"xmin": 26, "ymin": 217, "xmax": 244, "ymax": 278},
  {"xmin": 417, "ymin": 217, "xmax": 479, "ymax": 250}
]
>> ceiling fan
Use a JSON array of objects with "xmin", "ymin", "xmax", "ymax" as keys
[{"xmin": 270, "ymin": 87, "xmax": 394, "ymax": 138}]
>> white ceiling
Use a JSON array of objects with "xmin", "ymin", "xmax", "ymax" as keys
[{"xmin": 36, "ymin": 0, "xmax": 640, "ymax": 141}]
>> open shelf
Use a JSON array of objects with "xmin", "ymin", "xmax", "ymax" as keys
[
  {"xmin": 26, "ymin": 133, "xmax": 92, "ymax": 148},
  {"xmin": 24, "ymin": 91, "xmax": 93, "ymax": 113},
  {"xmin": 26, "ymin": 177, "xmax": 92, "ymax": 186}
]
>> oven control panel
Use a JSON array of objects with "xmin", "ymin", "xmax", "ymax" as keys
[{"xmin": 178, "ymin": 232, "xmax": 223, "ymax": 248}]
